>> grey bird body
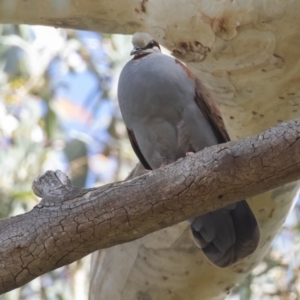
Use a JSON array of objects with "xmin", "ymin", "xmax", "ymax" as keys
[
  {"xmin": 118, "ymin": 33, "xmax": 260, "ymax": 268},
  {"xmin": 118, "ymin": 53, "xmax": 218, "ymax": 168}
]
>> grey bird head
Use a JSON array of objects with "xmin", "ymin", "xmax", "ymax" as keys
[{"xmin": 130, "ymin": 32, "xmax": 161, "ymax": 56}]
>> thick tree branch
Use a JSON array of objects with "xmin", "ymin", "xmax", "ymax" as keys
[
  {"xmin": 1, "ymin": 118, "xmax": 300, "ymax": 294},
  {"xmin": 0, "ymin": 0, "xmax": 141, "ymax": 33}
]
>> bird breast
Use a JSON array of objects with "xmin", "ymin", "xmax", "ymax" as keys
[{"xmin": 118, "ymin": 53, "xmax": 196, "ymax": 127}]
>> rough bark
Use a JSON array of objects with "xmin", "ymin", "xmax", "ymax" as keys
[{"xmin": 1, "ymin": 118, "xmax": 300, "ymax": 295}]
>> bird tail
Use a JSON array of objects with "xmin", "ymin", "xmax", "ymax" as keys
[{"xmin": 190, "ymin": 200, "xmax": 260, "ymax": 268}]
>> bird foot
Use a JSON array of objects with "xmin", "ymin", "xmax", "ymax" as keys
[
  {"xmin": 159, "ymin": 163, "xmax": 167, "ymax": 168},
  {"xmin": 186, "ymin": 152, "xmax": 195, "ymax": 157}
]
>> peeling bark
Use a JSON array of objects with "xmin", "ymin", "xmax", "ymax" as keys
[{"xmin": 1, "ymin": 118, "xmax": 300, "ymax": 295}]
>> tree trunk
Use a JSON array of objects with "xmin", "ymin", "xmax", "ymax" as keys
[{"xmin": 1, "ymin": 0, "xmax": 300, "ymax": 299}]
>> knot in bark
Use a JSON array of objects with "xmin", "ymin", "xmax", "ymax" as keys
[{"xmin": 32, "ymin": 170, "xmax": 73, "ymax": 206}]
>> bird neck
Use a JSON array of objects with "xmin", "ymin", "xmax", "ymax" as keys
[{"xmin": 133, "ymin": 52, "xmax": 152, "ymax": 60}]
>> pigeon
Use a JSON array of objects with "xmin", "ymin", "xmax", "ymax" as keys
[{"xmin": 117, "ymin": 32, "xmax": 260, "ymax": 268}]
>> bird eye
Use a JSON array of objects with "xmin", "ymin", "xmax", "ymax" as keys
[{"xmin": 148, "ymin": 41, "xmax": 154, "ymax": 48}]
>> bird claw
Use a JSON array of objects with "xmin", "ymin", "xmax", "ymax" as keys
[
  {"xmin": 159, "ymin": 163, "xmax": 167, "ymax": 168},
  {"xmin": 186, "ymin": 152, "xmax": 195, "ymax": 157}
]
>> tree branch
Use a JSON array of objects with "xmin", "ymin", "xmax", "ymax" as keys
[
  {"xmin": 1, "ymin": 118, "xmax": 300, "ymax": 294},
  {"xmin": 0, "ymin": 0, "xmax": 141, "ymax": 33}
]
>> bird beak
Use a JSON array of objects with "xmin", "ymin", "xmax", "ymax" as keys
[{"xmin": 130, "ymin": 47, "xmax": 142, "ymax": 56}]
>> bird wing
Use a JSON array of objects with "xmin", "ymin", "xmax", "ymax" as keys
[
  {"xmin": 127, "ymin": 128, "xmax": 152, "ymax": 170},
  {"xmin": 194, "ymin": 78, "xmax": 230, "ymax": 143}
]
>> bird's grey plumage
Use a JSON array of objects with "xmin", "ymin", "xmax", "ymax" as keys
[{"xmin": 118, "ymin": 32, "xmax": 260, "ymax": 268}]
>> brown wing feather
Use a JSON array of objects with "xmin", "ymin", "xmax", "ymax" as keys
[
  {"xmin": 194, "ymin": 78, "xmax": 230, "ymax": 143},
  {"xmin": 127, "ymin": 128, "xmax": 152, "ymax": 170}
]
